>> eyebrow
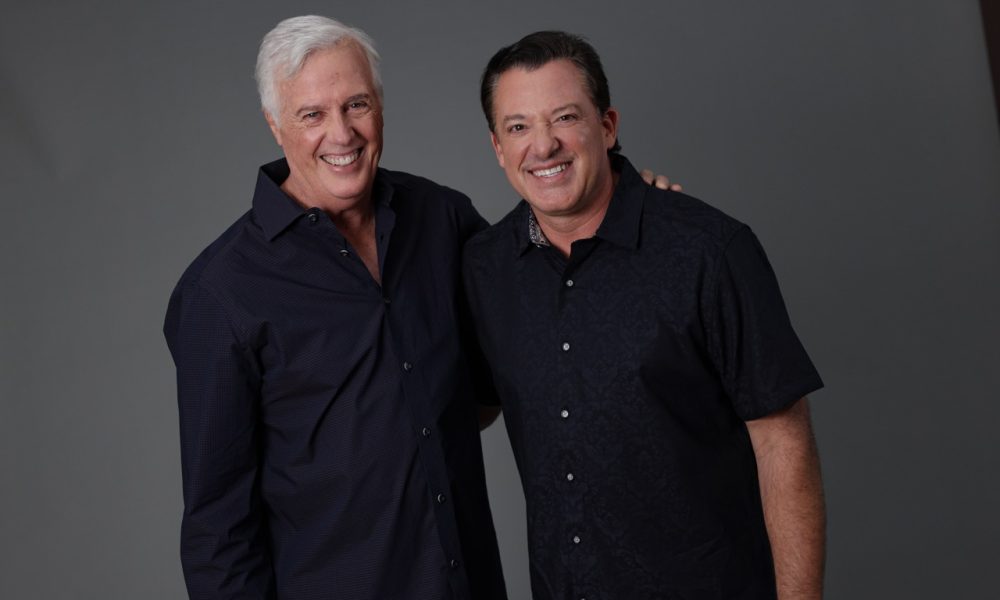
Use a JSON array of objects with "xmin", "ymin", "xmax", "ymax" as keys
[
  {"xmin": 551, "ymin": 103, "xmax": 583, "ymax": 115},
  {"xmin": 294, "ymin": 94, "xmax": 374, "ymax": 116},
  {"xmin": 295, "ymin": 104, "xmax": 327, "ymax": 116},
  {"xmin": 500, "ymin": 103, "xmax": 584, "ymax": 125},
  {"xmin": 500, "ymin": 113, "xmax": 526, "ymax": 126}
]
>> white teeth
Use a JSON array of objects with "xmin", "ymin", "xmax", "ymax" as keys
[
  {"xmin": 321, "ymin": 150, "xmax": 360, "ymax": 166},
  {"xmin": 531, "ymin": 164, "xmax": 567, "ymax": 177}
]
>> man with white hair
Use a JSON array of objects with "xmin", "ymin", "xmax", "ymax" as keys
[{"xmin": 164, "ymin": 16, "xmax": 507, "ymax": 599}]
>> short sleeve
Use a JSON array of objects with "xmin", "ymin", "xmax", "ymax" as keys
[{"xmin": 705, "ymin": 227, "xmax": 823, "ymax": 420}]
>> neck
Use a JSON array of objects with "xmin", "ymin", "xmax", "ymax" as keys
[
  {"xmin": 335, "ymin": 206, "xmax": 382, "ymax": 284},
  {"xmin": 280, "ymin": 176, "xmax": 375, "ymax": 224}
]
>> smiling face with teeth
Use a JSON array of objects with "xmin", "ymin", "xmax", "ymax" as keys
[
  {"xmin": 490, "ymin": 59, "xmax": 618, "ymax": 225},
  {"xmin": 265, "ymin": 41, "xmax": 383, "ymax": 214}
]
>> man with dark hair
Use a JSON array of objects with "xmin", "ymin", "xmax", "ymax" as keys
[{"xmin": 464, "ymin": 31, "xmax": 826, "ymax": 599}]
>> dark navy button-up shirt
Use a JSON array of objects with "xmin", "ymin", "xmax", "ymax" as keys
[
  {"xmin": 164, "ymin": 159, "xmax": 505, "ymax": 600},
  {"xmin": 463, "ymin": 156, "xmax": 823, "ymax": 599}
]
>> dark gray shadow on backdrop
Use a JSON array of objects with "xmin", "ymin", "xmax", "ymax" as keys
[{"xmin": 1, "ymin": 1, "xmax": 998, "ymax": 598}]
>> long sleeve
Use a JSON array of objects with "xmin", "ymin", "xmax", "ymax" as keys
[
  {"xmin": 454, "ymin": 196, "xmax": 501, "ymax": 409},
  {"xmin": 164, "ymin": 280, "xmax": 274, "ymax": 599}
]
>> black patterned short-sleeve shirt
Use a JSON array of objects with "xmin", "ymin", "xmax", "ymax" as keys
[{"xmin": 463, "ymin": 155, "xmax": 823, "ymax": 600}]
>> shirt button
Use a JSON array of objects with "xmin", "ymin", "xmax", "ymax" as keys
[
  {"xmin": 421, "ymin": 426, "xmax": 431, "ymax": 437},
  {"xmin": 561, "ymin": 342, "xmax": 570, "ymax": 351},
  {"xmin": 449, "ymin": 559, "xmax": 460, "ymax": 569},
  {"xmin": 560, "ymin": 409, "xmax": 569, "ymax": 419},
  {"xmin": 383, "ymin": 296, "xmax": 391, "ymax": 305},
  {"xmin": 307, "ymin": 213, "xmax": 319, "ymax": 223},
  {"xmin": 403, "ymin": 361, "xmax": 413, "ymax": 372},
  {"xmin": 572, "ymin": 535, "xmax": 581, "ymax": 544},
  {"xmin": 565, "ymin": 279, "xmax": 574, "ymax": 287},
  {"xmin": 436, "ymin": 493, "xmax": 447, "ymax": 504},
  {"xmin": 566, "ymin": 473, "xmax": 574, "ymax": 481},
  {"xmin": 339, "ymin": 249, "xmax": 350, "ymax": 257}
]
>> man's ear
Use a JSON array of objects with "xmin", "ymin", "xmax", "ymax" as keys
[
  {"xmin": 264, "ymin": 111, "xmax": 283, "ymax": 146},
  {"xmin": 602, "ymin": 107, "xmax": 620, "ymax": 150},
  {"xmin": 490, "ymin": 131, "xmax": 505, "ymax": 168}
]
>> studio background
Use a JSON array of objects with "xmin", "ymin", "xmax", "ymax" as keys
[{"xmin": 2, "ymin": 1, "xmax": 998, "ymax": 598}]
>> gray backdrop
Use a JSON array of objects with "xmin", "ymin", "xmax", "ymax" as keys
[{"xmin": 2, "ymin": 0, "xmax": 998, "ymax": 598}]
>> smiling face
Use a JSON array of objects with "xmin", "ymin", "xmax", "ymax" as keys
[
  {"xmin": 265, "ymin": 41, "xmax": 383, "ymax": 213},
  {"xmin": 489, "ymin": 59, "xmax": 618, "ymax": 220}
]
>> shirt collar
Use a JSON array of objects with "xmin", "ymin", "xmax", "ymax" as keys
[
  {"xmin": 253, "ymin": 159, "xmax": 301, "ymax": 241},
  {"xmin": 527, "ymin": 208, "xmax": 551, "ymax": 247},
  {"xmin": 253, "ymin": 158, "xmax": 394, "ymax": 241},
  {"xmin": 516, "ymin": 154, "xmax": 645, "ymax": 255},
  {"xmin": 594, "ymin": 154, "xmax": 644, "ymax": 250}
]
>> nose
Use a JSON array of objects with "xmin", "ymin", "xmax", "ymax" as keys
[
  {"xmin": 529, "ymin": 124, "xmax": 560, "ymax": 158},
  {"xmin": 326, "ymin": 112, "xmax": 355, "ymax": 146}
]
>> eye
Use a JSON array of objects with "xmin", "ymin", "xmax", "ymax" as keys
[
  {"xmin": 347, "ymin": 100, "xmax": 371, "ymax": 112},
  {"xmin": 506, "ymin": 123, "xmax": 526, "ymax": 134},
  {"xmin": 555, "ymin": 113, "xmax": 578, "ymax": 123},
  {"xmin": 302, "ymin": 111, "xmax": 321, "ymax": 121}
]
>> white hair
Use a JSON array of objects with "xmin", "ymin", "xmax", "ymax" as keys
[{"xmin": 255, "ymin": 15, "xmax": 383, "ymax": 122}]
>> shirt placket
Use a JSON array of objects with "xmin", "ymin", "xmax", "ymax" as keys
[
  {"xmin": 315, "ymin": 203, "xmax": 471, "ymax": 598},
  {"xmin": 554, "ymin": 248, "xmax": 592, "ymax": 600},
  {"xmin": 394, "ymin": 349, "xmax": 471, "ymax": 598},
  {"xmin": 382, "ymin": 233, "xmax": 472, "ymax": 600}
]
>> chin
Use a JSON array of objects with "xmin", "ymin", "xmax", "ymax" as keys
[
  {"xmin": 530, "ymin": 192, "xmax": 577, "ymax": 213},
  {"xmin": 322, "ymin": 173, "xmax": 369, "ymax": 197}
]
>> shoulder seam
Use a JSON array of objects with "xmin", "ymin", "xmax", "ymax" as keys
[{"xmin": 181, "ymin": 273, "xmax": 253, "ymax": 350}]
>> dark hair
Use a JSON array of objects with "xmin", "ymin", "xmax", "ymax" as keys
[{"xmin": 480, "ymin": 30, "xmax": 621, "ymax": 153}]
